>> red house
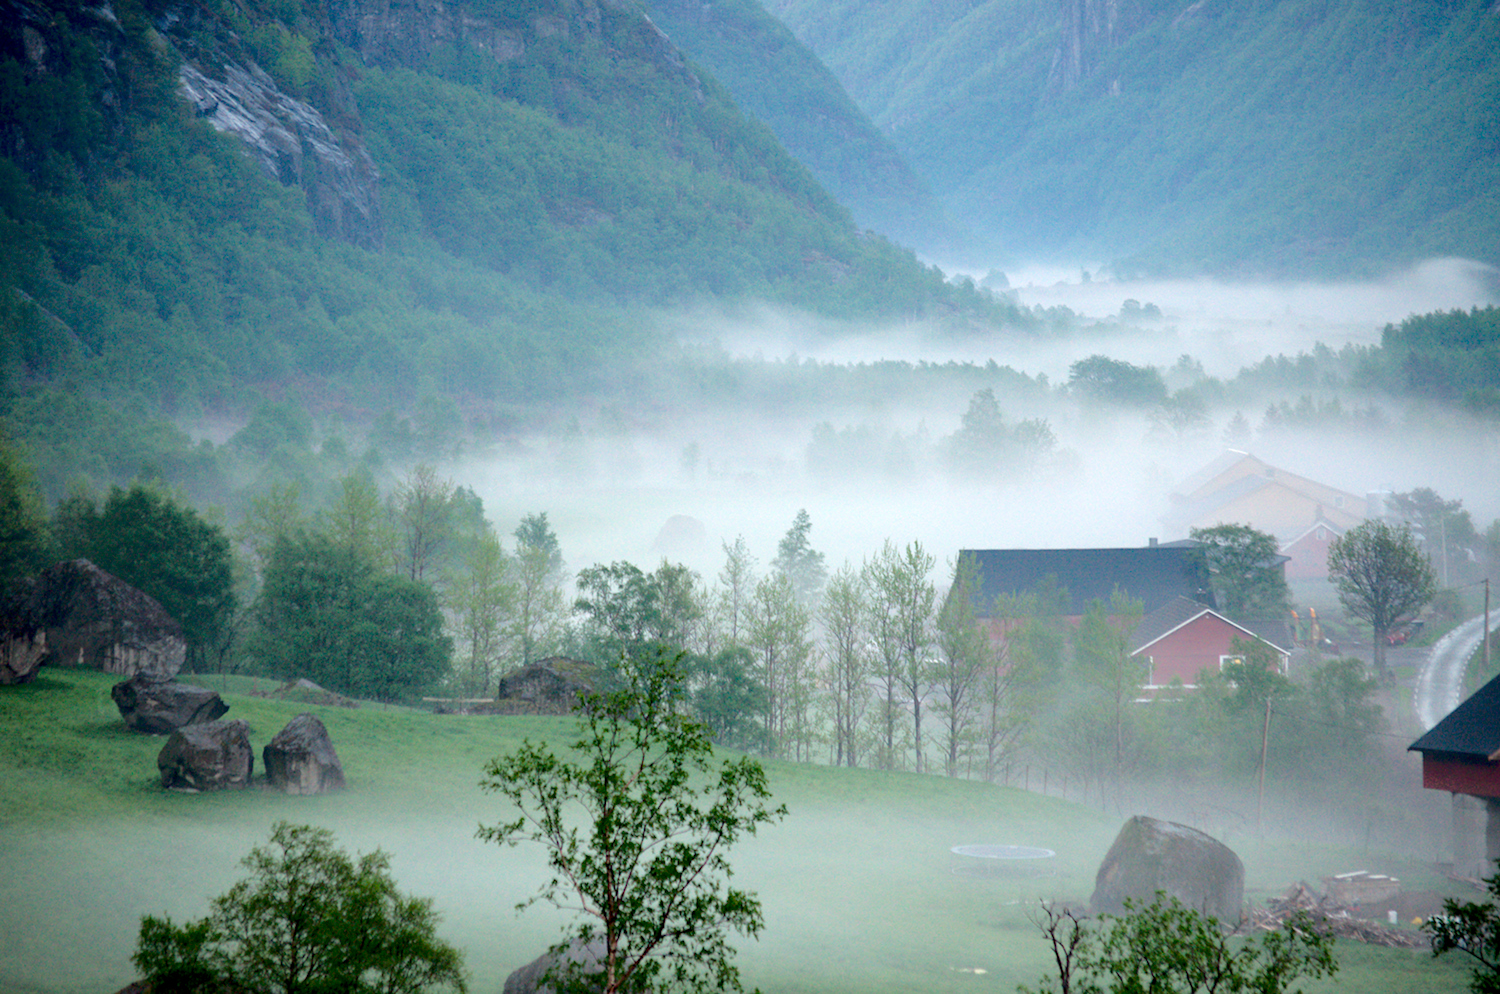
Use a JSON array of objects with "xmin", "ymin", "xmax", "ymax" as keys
[
  {"xmin": 1409, "ymin": 673, "xmax": 1500, "ymax": 876},
  {"xmin": 1130, "ymin": 597, "xmax": 1290, "ymax": 692},
  {"xmin": 1279, "ymin": 520, "xmax": 1344, "ymax": 581}
]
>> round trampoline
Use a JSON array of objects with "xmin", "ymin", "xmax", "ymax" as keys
[{"xmin": 949, "ymin": 844, "xmax": 1056, "ymax": 878}]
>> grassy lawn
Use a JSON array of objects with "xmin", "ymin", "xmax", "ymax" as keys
[{"xmin": 0, "ymin": 670, "xmax": 1477, "ymax": 994}]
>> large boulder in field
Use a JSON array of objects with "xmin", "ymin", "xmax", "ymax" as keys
[
  {"xmin": 0, "ymin": 559, "xmax": 185, "ymax": 684},
  {"xmin": 1091, "ymin": 815, "xmax": 1244, "ymax": 923},
  {"xmin": 111, "ymin": 673, "xmax": 228, "ymax": 734},
  {"xmin": 263, "ymin": 713, "xmax": 345, "ymax": 795},
  {"xmin": 157, "ymin": 718, "xmax": 253, "ymax": 791},
  {"xmin": 504, "ymin": 938, "xmax": 606, "ymax": 994},
  {"xmin": 493, "ymin": 658, "xmax": 598, "ymax": 715}
]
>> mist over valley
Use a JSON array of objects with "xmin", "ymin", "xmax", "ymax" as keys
[{"xmin": 2, "ymin": 1, "xmax": 1500, "ymax": 993}]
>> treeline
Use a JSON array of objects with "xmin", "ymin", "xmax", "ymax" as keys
[{"xmin": 0, "ymin": 436, "xmax": 1416, "ymax": 820}]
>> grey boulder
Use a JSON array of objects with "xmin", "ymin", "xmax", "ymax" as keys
[
  {"xmin": 112, "ymin": 673, "xmax": 228, "ymax": 734},
  {"xmin": 1091, "ymin": 815, "xmax": 1244, "ymax": 923},
  {"xmin": 0, "ymin": 559, "xmax": 185, "ymax": 684},
  {"xmin": 263, "ymin": 713, "xmax": 345, "ymax": 794},
  {"xmin": 157, "ymin": 718, "xmax": 253, "ymax": 791},
  {"xmin": 504, "ymin": 938, "xmax": 606, "ymax": 994}
]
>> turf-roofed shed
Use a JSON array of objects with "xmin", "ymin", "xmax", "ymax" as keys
[{"xmin": 1409, "ymin": 672, "xmax": 1500, "ymax": 876}]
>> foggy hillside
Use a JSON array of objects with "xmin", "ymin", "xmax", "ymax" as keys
[
  {"xmin": 761, "ymin": 0, "xmax": 1500, "ymax": 276},
  {"xmin": 640, "ymin": 0, "xmax": 965, "ymax": 253}
]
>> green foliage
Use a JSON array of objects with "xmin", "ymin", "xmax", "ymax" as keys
[
  {"xmin": 477, "ymin": 651, "xmax": 786, "ymax": 994},
  {"xmin": 57, "ymin": 482, "xmax": 236, "ymax": 670},
  {"xmin": 1377, "ymin": 306, "xmax": 1500, "ymax": 401},
  {"xmin": 251, "ymin": 530, "xmax": 451, "ymax": 700},
  {"xmin": 1068, "ymin": 355, "xmax": 1168, "ymax": 407},
  {"xmin": 1024, "ymin": 893, "xmax": 1338, "ymax": 994},
  {"xmin": 133, "ymin": 821, "xmax": 466, "ymax": 994},
  {"xmin": 685, "ymin": 645, "xmax": 771, "ymax": 753},
  {"xmin": 1327, "ymin": 519, "xmax": 1438, "ymax": 676},
  {"xmin": 1429, "ymin": 872, "xmax": 1500, "ymax": 994},
  {"xmin": 1189, "ymin": 523, "xmax": 1292, "ymax": 622},
  {"xmin": 770, "ymin": 0, "xmax": 1500, "ymax": 274},
  {"xmin": 769, "ymin": 508, "xmax": 826, "ymax": 605},
  {"xmin": 0, "ymin": 440, "xmax": 52, "ymax": 586},
  {"xmin": 572, "ymin": 560, "xmax": 704, "ymax": 670}
]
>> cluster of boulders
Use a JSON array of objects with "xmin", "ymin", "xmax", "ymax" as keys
[
  {"xmin": 0, "ymin": 559, "xmax": 346, "ymax": 795},
  {"xmin": 154, "ymin": 711, "xmax": 345, "ymax": 794}
]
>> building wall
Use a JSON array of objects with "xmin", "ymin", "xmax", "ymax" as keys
[
  {"xmin": 1283, "ymin": 526, "xmax": 1339, "ymax": 579},
  {"xmin": 1138, "ymin": 614, "xmax": 1286, "ymax": 688},
  {"xmin": 1423, "ymin": 756, "xmax": 1500, "ymax": 799},
  {"xmin": 1190, "ymin": 483, "xmax": 1363, "ymax": 538}
]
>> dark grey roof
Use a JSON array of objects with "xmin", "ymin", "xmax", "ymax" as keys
[
  {"xmin": 1130, "ymin": 597, "xmax": 1214, "ymax": 653},
  {"xmin": 1409, "ymin": 672, "xmax": 1500, "ymax": 760},
  {"xmin": 961, "ymin": 545, "xmax": 1215, "ymax": 618},
  {"xmin": 1129, "ymin": 596, "xmax": 1292, "ymax": 655}
]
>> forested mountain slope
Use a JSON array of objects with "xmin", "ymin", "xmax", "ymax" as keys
[
  {"xmin": 0, "ymin": 0, "xmax": 1012, "ymax": 429},
  {"xmin": 761, "ymin": 0, "xmax": 1500, "ymax": 276},
  {"xmin": 641, "ymin": 0, "xmax": 965, "ymax": 253}
]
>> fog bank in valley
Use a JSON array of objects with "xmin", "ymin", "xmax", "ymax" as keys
[{"xmin": 461, "ymin": 257, "xmax": 1500, "ymax": 584}]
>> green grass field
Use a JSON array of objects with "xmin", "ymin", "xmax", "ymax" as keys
[{"xmin": 0, "ymin": 670, "xmax": 1476, "ymax": 994}]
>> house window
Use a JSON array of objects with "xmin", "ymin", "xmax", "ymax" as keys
[{"xmin": 1220, "ymin": 655, "xmax": 1244, "ymax": 671}]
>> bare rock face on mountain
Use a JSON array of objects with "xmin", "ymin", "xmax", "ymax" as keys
[
  {"xmin": 178, "ymin": 61, "xmax": 382, "ymax": 249},
  {"xmin": 504, "ymin": 938, "xmax": 606, "ymax": 994},
  {"xmin": 263, "ymin": 713, "xmax": 345, "ymax": 795},
  {"xmin": 329, "ymin": 0, "xmax": 704, "ymax": 103},
  {"xmin": 0, "ymin": 560, "xmax": 185, "ymax": 684},
  {"xmin": 158, "ymin": 718, "xmax": 253, "ymax": 791},
  {"xmin": 1091, "ymin": 815, "xmax": 1245, "ymax": 923},
  {"xmin": 111, "ymin": 672, "xmax": 229, "ymax": 734}
]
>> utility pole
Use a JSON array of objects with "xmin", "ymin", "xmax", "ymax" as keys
[
  {"xmin": 1257, "ymin": 696, "xmax": 1271, "ymax": 836},
  {"xmin": 1486, "ymin": 578, "xmax": 1491, "ymax": 675}
]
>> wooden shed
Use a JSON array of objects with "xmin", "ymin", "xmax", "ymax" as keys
[{"xmin": 1409, "ymin": 672, "xmax": 1500, "ymax": 876}]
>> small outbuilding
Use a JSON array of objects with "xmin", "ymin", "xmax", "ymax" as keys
[{"xmin": 1409, "ymin": 671, "xmax": 1500, "ymax": 877}]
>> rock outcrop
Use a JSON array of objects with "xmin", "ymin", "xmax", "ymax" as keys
[
  {"xmin": 112, "ymin": 672, "xmax": 229, "ymax": 734},
  {"xmin": 504, "ymin": 938, "xmax": 606, "ymax": 994},
  {"xmin": 158, "ymin": 718, "xmax": 253, "ymax": 791},
  {"xmin": 1091, "ymin": 815, "xmax": 1244, "ymax": 923},
  {"xmin": 493, "ymin": 657, "xmax": 597, "ymax": 715},
  {"xmin": 327, "ymin": 0, "xmax": 704, "ymax": 104},
  {"xmin": 263, "ymin": 713, "xmax": 345, "ymax": 794},
  {"xmin": 178, "ymin": 61, "xmax": 382, "ymax": 249},
  {"xmin": 0, "ymin": 560, "xmax": 185, "ymax": 684}
]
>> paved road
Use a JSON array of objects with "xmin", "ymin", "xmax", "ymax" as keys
[{"xmin": 1414, "ymin": 615, "xmax": 1494, "ymax": 730}]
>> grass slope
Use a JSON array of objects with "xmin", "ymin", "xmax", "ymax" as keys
[{"xmin": 0, "ymin": 670, "xmax": 1473, "ymax": 994}]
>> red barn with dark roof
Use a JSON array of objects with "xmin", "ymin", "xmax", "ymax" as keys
[{"xmin": 1410, "ymin": 672, "xmax": 1500, "ymax": 875}]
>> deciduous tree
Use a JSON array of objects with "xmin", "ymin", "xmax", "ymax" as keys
[
  {"xmin": 932, "ymin": 552, "xmax": 991, "ymax": 777},
  {"xmin": 1023, "ymin": 893, "xmax": 1336, "ymax": 994},
  {"xmin": 820, "ymin": 563, "xmax": 870, "ymax": 768},
  {"xmin": 1327, "ymin": 519, "xmax": 1437, "ymax": 679},
  {"xmin": 133, "ymin": 822, "xmax": 466, "ymax": 994},
  {"xmin": 1189, "ymin": 523, "xmax": 1291, "ymax": 622},
  {"xmin": 62, "ymin": 482, "xmax": 235, "ymax": 671},
  {"xmin": 478, "ymin": 652, "xmax": 785, "ymax": 994}
]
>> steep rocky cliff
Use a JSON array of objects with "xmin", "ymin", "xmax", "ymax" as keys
[{"xmin": 1, "ymin": 0, "xmax": 712, "ymax": 251}]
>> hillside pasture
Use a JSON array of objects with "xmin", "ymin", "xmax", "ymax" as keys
[{"xmin": 0, "ymin": 670, "xmax": 1473, "ymax": 994}]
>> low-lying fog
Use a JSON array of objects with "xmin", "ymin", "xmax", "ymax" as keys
[{"xmin": 462, "ymin": 257, "xmax": 1499, "ymax": 584}]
